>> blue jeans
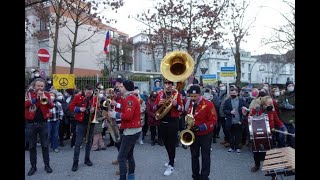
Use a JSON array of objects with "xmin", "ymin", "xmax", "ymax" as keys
[
  {"xmin": 118, "ymin": 131, "xmax": 141, "ymax": 180},
  {"xmin": 48, "ymin": 120, "xmax": 60, "ymax": 149},
  {"xmin": 73, "ymin": 122, "xmax": 95, "ymax": 162}
]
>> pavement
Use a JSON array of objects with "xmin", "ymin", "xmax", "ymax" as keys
[{"xmin": 25, "ymin": 132, "xmax": 295, "ymax": 180}]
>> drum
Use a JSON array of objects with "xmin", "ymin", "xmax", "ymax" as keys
[{"xmin": 248, "ymin": 114, "xmax": 272, "ymax": 152}]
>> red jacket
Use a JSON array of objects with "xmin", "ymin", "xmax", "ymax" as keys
[
  {"xmin": 251, "ymin": 108, "xmax": 284, "ymax": 130},
  {"xmin": 69, "ymin": 94, "xmax": 98, "ymax": 123},
  {"xmin": 186, "ymin": 97, "xmax": 217, "ymax": 136},
  {"xmin": 146, "ymin": 99, "xmax": 159, "ymax": 126},
  {"xmin": 154, "ymin": 90, "xmax": 183, "ymax": 119},
  {"xmin": 118, "ymin": 93, "xmax": 142, "ymax": 129},
  {"xmin": 25, "ymin": 91, "xmax": 54, "ymax": 121}
]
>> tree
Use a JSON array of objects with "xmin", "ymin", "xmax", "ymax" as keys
[
  {"xmin": 223, "ymin": 0, "xmax": 258, "ymax": 87},
  {"xmin": 57, "ymin": 0, "xmax": 124, "ymax": 74},
  {"xmin": 137, "ymin": 0, "xmax": 229, "ymax": 75},
  {"xmin": 261, "ymin": 0, "xmax": 295, "ymax": 65}
]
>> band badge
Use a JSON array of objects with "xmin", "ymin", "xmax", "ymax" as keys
[
  {"xmin": 210, "ymin": 108, "xmax": 215, "ymax": 115},
  {"xmin": 128, "ymin": 101, "xmax": 133, "ymax": 106}
]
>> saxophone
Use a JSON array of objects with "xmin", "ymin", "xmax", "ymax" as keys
[
  {"xmin": 155, "ymin": 89, "xmax": 179, "ymax": 120},
  {"xmin": 102, "ymin": 88, "xmax": 121, "ymax": 143}
]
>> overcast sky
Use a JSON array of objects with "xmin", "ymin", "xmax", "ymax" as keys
[{"xmin": 104, "ymin": 0, "xmax": 294, "ymax": 55}]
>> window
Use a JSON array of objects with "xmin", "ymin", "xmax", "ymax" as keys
[
  {"xmin": 241, "ymin": 63, "xmax": 244, "ymax": 68},
  {"xmin": 259, "ymin": 65, "xmax": 265, "ymax": 71},
  {"xmin": 282, "ymin": 67, "xmax": 287, "ymax": 74},
  {"xmin": 265, "ymin": 77, "xmax": 268, "ymax": 83},
  {"xmin": 39, "ymin": 19, "xmax": 48, "ymax": 31},
  {"xmin": 241, "ymin": 73, "xmax": 245, "ymax": 79},
  {"xmin": 271, "ymin": 77, "xmax": 273, "ymax": 84},
  {"xmin": 248, "ymin": 73, "xmax": 251, "ymax": 81},
  {"xmin": 217, "ymin": 62, "xmax": 220, "ymax": 70},
  {"xmin": 248, "ymin": 64, "xmax": 251, "ymax": 72},
  {"xmin": 290, "ymin": 65, "xmax": 294, "ymax": 74},
  {"xmin": 217, "ymin": 72, "xmax": 220, "ymax": 80},
  {"xmin": 224, "ymin": 62, "xmax": 227, "ymax": 67}
]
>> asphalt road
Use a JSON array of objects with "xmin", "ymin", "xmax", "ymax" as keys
[{"xmin": 25, "ymin": 132, "xmax": 295, "ymax": 180}]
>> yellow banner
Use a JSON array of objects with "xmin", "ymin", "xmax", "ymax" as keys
[
  {"xmin": 52, "ymin": 74, "xmax": 75, "ymax": 89},
  {"xmin": 221, "ymin": 72, "xmax": 235, "ymax": 77},
  {"xmin": 203, "ymin": 79, "xmax": 217, "ymax": 84}
]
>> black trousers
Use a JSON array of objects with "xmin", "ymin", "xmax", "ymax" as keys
[
  {"xmin": 26, "ymin": 121, "xmax": 50, "ymax": 166},
  {"xmin": 160, "ymin": 118, "xmax": 178, "ymax": 167},
  {"xmin": 230, "ymin": 124, "xmax": 242, "ymax": 149},
  {"xmin": 73, "ymin": 122, "xmax": 95, "ymax": 162},
  {"xmin": 213, "ymin": 115, "xmax": 223, "ymax": 138},
  {"xmin": 150, "ymin": 125, "xmax": 160, "ymax": 141},
  {"xmin": 70, "ymin": 119, "xmax": 77, "ymax": 147},
  {"xmin": 190, "ymin": 132, "xmax": 212, "ymax": 180},
  {"xmin": 253, "ymin": 152, "xmax": 266, "ymax": 167}
]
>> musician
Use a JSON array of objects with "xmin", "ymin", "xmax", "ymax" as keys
[
  {"xmin": 25, "ymin": 78, "xmax": 54, "ymax": 176},
  {"xmin": 154, "ymin": 79, "xmax": 183, "ymax": 176},
  {"xmin": 108, "ymin": 80, "xmax": 142, "ymax": 180},
  {"xmin": 69, "ymin": 85, "xmax": 98, "ymax": 172},
  {"xmin": 186, "ymin": 85, "xmax": 217, "ymax": 180},
  {"xmin": 246, "ymin": 96, "xmax": 287, "ymax": 173}
]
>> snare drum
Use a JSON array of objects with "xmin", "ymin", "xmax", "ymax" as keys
[{"xmin": 248, "ymin": 114, "xmax": 272, "ymax": 152}]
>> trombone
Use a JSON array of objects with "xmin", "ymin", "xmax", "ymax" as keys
[{"xmin": 85, "ymin": 89, "xmax": 100, "ymax": 143}]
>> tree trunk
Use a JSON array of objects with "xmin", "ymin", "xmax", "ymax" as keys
[
  {"xmin": 70, "ymin": 24, "xmax": 79, "ymax": 74},
  {"xmin": 152, "ymin": 46, "xmax": 157, "ymax": 72},
  {"xmin": 51, "ymin": 16, "xmax": 60, "ymax": 74},
  {"xmin": 235, "ymin": 43, "xmax": 241, "ymax": 87}
]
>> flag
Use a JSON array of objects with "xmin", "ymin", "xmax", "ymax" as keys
[{"xmin": 104, "ymin": 31, "xmax": 111, "ymax": 54}]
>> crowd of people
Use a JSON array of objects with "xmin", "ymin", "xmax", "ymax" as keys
[{"xmin": 25, "ymin": 73, "xmax": 295, "ymax": 180}]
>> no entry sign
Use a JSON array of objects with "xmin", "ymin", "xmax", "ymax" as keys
[{"xmin": 38, "ymin": 48, "xmax": 50, "ymax": 63}]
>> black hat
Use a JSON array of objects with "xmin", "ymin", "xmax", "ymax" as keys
[
  {"xmin": 286, "ymin": 81, "xmax": 294, "ymax": 88},
  {"xmin": 122, "ymin": 80, "xmax": 134, "ymax": 91},
  {"xmin": 187, "ymin": 85, "xmax": 201, "ymax": 94},
  {"xmin": 164, "ymin": 79, "xmax": 173, "ymax": 84},
  {"xmin": 116, "ymin": 78, "xmax": 123, "ymax": 83}
]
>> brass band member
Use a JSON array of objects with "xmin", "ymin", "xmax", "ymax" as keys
[
  {"xmin": 108, "ymin": 80, "xmax": 142, "ymax": 180},
  {"xmin": 186, "ymin": 85, "xmax": 217, "ymax": 180},
  {"xmin": 154, "ymin": 79, "xmax": 183, "ymax": 176},
  {"xmin": 69, "ymin": 85, "xmax": 98, "ymax": 171},
  {"xmin": 25, "ymin": 78, "xmax": 54, "ymax": 176}
]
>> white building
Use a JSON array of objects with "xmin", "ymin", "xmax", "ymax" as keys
[{"xmin": 25, "ymin": 2, "xmax": 131, "ymax": 77}]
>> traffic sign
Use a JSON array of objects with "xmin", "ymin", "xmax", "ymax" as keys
[
  {"xmin": 52, "ymin": 74, "xmax": 75, "ymax": 89},
  {"xmin": 37, "ymin": 48, "xmax": 50, "ymax": 63},
  {"xmin": 221, "ymin": 66, "xmax": 236, "ymax": 77}
]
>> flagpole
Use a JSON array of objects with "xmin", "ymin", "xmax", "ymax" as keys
[{"xmin": 109, "ymin": 46, "xmax": 112, "ymax": 76}]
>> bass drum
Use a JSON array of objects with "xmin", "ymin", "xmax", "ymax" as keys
[{"xmin": 248, "ymin": 114, "xmax": 272, "ymax": 152}]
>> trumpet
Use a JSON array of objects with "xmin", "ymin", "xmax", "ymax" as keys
[{"xmin": 37, "ymin": 90, "xmax": 48, "ymax": 105}]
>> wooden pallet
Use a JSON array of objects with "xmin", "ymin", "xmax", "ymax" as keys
[{"xmin": 262, "ymin": 147, "xmax": 295, "ymax": 173}]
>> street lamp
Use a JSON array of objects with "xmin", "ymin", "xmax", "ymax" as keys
[{"xmin": 149, "ymin": 75, "xmax": 154, "ymax": 92}]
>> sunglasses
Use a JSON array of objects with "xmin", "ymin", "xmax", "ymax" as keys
[{"xmin": 165, "ymin": 82, "xmax": 173, "ymax": 84}]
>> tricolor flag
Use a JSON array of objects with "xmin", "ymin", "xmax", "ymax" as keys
[{"xmin": 104, "ymin": 30, "xmax": 111, "ymax": 54}]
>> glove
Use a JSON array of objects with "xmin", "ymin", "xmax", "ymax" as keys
[{"xmin": 190, "ymin": 125, "xmax": 200, "ymax": 132}]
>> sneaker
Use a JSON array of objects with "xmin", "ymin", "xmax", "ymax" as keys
[
  {"xmin": 164, "ymin": 162, "xmax": 169, "ymax": 167},
  {"xmin": 228, "ymin": 148, "xmax": 233, "ymax": 152},
  {"xmin": 54, "ymin": 149, "xmax": 60, "ymax": 153},
  {"xmin": 236, "ymin": 149, "xmax": 241, "ymax": 154},
  {"xmin": 112, "ymin": 160, "xmax": 119, "ymax": 165},
  {"xmin": 164, "ymin": 165, "xmax": 174, "ymax": 176},
  {"xmin": 139, "ymin": 140, "xmax": 144, "ymax": 145}
]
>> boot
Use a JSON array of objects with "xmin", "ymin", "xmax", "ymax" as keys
[
  {"xmin": 84, "ymin": 158, "xmax": 93, "ymax": 166},
  {"xmin": 158, "ymin": 139, "xmax": 164, "ymax": 146},
  {"xmin": 72, "ymin": 161, "xmax": 78, "ymax": 171},
  {"xmin": 44, "ymin": 164, "xmax": 53, "ymax": 173},
  {"xmin": 151, "ymin": 140, "xmax": 156, "ymax": 146},
  {"xmin": 128, "ymin": 173, "xmax": 135, "ymax": 180},
  {"xmin": 251, "ymin": 165, "xmax": 260, "ymax": 172},
  {"xmin": 27, "ymin": 165, "xmax": 37, "ymax": 176}
]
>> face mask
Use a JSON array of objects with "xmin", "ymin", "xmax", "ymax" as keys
[
  {"xmin": 34, "ymin": 73, "xmax": 40, "ymax": 77},
  {"xmin": 50, "ymin": 96, "xmax": 55, "ymax": 101},
  {"xmin": 220, "ymin": 86, "xmax": 226, "ymax": 91},
  {"xmin": 64, "ymin": 92, "xmax": 69, "ymax": 97},
  {"xmin": 47, "ymin": 81, "xmax": 51, "ymax": 84},
  {"xmin": 287, "ymin": 86, "xmax": 294, "ymax": 92},
  {"xmin": 99, "ymin": 93, "xmax": 104, "ymax": 98},
  {"xmin": 259, "ymin": 92, "xmax": 266, "ymax": 97},
  {"xmin": 263, "ymin": 86, "xmax": 269, "ymax": 90},
  {"xmin": 274, "ymin": 91, "xmax": 280, "ymax": 97},
  {"xmin": 203, "ymin": 93, "xmax": 211, "ymax": 100},
  {"xmin": 230, "ymin": 95, "xmax": 237, "ymax": 99},
  {"xmin": 251, "ymin": 92, "xmax": 258, "ymax": 97},
  {"xmin": 266, "ymin": 105, "xmax": 273, "ymax": 111},
  {"xmin": 212, "ymin": 90, "xmax": 216, "ymax": 93},
  {"xmin": 57, "ymin": 96, "xmax": 63, "ymax": 100},
  {"xmin": 99, "ymin": 85, "xmax": 104, "ymax": 89}
]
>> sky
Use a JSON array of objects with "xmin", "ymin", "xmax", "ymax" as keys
[{"xmin": 104, "ymin": 0, "xmax": 294, "ymax": 55}]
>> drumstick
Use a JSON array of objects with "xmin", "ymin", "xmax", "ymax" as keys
[{"xmin": 271, "ymin": 128, "xmax": 295, "ymax": 137}]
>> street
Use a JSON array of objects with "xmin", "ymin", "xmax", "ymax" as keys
[{"xmin": 25, "ymin": 133, "xmax": 295, "ymax": 180}]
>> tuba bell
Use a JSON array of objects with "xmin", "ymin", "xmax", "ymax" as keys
[
  {"xmin": 180, "ymin": 101, "xmax": 195, "ymax": 146},
  {"xmin": 155, "ymin": 51, "xmax": 194, "ymax": 120}
]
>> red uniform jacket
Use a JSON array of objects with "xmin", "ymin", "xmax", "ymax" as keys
[
  {"xmin": 118, "ymin": 93, "xmax": 142, "ymax": 129},
  {"xmin": 25, "ymin": 91, "xmax": 54, "ymax": 121},
  {"xmin": 186, "ymin": 97, "xmax": 217, "ymax": 136},
  {"xmin": 251, "ymin": 108, "xmax": 284, "ymax": 130},
  {"xmin": 154, "ymin": 90, "xmax": 183, "ymax": 119},
  {"xmin": 69, "ymin": 93, "xmax": 98, "ymax": 123},
  {"xmin": 115, "ymin": 95, "xmax": 123, "ymax": 113}
]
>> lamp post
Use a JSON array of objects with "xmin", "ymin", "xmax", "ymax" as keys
[{"xmin": 149, "ymin": 75, "xmax": 154, "ymax": 93}]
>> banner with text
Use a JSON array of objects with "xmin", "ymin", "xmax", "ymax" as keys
[
  {"xmin": 221, "ymin": 66, "xmax": 236, "ymax": 77},
  {"xmin": 202, "ymin": 74, "xmax": 217, "ymax": 84}
]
